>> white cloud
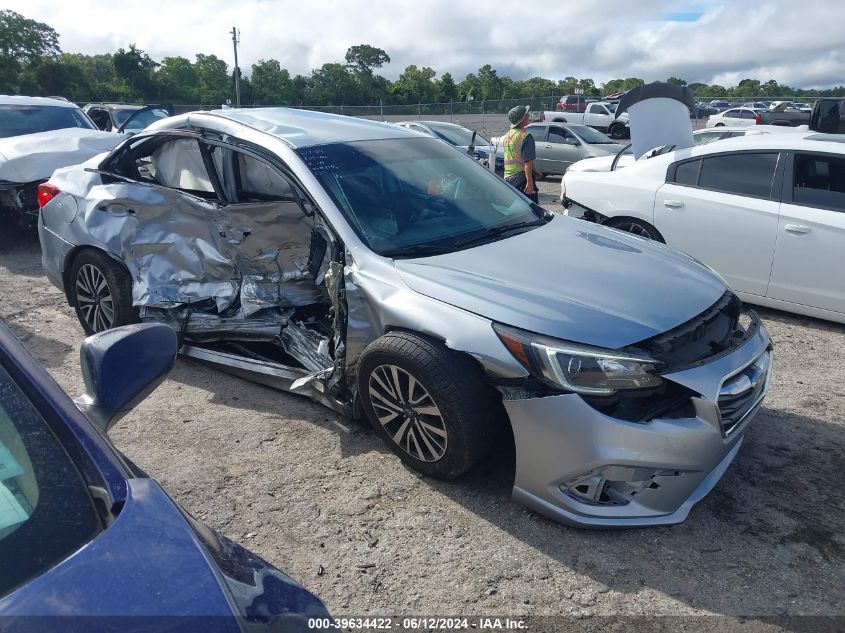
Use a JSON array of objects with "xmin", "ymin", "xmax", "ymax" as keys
[{"xmin": 4, "ymin": 0, "xmax": 844, "ymax": 88}]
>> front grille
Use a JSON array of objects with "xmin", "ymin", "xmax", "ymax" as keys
[
  {"xmin": 630, "ymin": 291, "xmax": 755, "ymax": 370},
  {"xmin": 718, "ymin": 350, "xmax": 771, "ymax": 436}
]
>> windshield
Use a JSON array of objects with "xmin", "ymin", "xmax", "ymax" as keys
[
  {"xmin": 604, "ymin": 103, "xmax": 617, "ymax": 113},
  {"xmin": 0, "ymin": 105, "xmax": 96, "ymax": 139},
  {"xmin": 114, "ymin": 107, "xmax": 170, "ymax": 131},
  {"xmin": 297, "ymin": 137, "xmax": 542, "ymax": 257},
  {"xmin": 568, "ymin": 125, "xmax": 617, "ymax": 144},
  {"xmin": 427, "ymin": 124, "xmax": 490, "ymax": 147}
]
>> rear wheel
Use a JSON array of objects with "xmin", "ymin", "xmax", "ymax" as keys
[
  {"xmin": 358, "ymin": 331, "xmax": 498, "ymax": 479},
  {"xmin": 608, "ymin": 123, "xmax": 627, "ymax": 139},
  {"xmin": 69, "ymin": 250, "xmax": 138, "ymax": 335},
  {"xmin": 605, "ymin": 218, "xmax": 664, "ymax": 242}
]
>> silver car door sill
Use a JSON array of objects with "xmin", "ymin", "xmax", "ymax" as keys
[{"xmin": 179, "ymin": 344, "xmax": 351, "ymax": 416}]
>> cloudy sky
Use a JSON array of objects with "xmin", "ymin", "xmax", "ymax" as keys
[{"xmin": 5, "ymin": 0, "xmax": 844, "ymax": 88}]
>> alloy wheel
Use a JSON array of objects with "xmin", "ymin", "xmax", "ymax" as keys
[
  {"xmin": 368, "ymin": 364, "xmax": 448, "ymax": 462},
  {"xmin": 75, "ymin": 264, "xmax": 115, "ymax": 333}
]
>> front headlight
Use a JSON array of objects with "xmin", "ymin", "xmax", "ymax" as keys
[{"xmin": 494, "ymin": 323, "xmax": 664, "ymax": 395}]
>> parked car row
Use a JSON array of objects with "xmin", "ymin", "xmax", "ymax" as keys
[
  {"xmin": 489, "ymin": 123, "xmax": 625, "ymax": 175},
  {"xmin": 0, "ymin": 96, "xmax": 174, "ymax": 231},
  {"xmin": 31, "ymin": 106, "xmax": 775, "ymax": 539},
  {"xmin": 12, "ymin": 88, "xmax": 844, "ymax": 621}
]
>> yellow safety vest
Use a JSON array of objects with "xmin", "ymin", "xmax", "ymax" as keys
[{"xmin": 503, "ymin": 128, "xmax": 528, "ymax": 179}]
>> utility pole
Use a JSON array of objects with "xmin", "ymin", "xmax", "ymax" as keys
[{"xmin": 231, "ymin": 26, "xmax": 241, "ymax": 108}]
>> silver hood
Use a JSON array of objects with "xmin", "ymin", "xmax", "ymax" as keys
[{"xmin": 394, "ymin": 216, "xmax": 727, "ymax": 349}]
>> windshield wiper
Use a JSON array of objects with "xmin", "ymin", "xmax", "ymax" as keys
[
  {"xmin": 379, "ymin": 243, "xmax": 458, "ymax": 259},
  {"xmin": 452, "ymin": 219, "xmax": 546, "ymax": 248}
]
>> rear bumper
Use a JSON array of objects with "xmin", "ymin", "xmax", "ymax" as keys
[
  {"xmin": 504, "ymin": 323, "xmax": 772, "ymax": 528},
  {"xmin": 38, "ymin": 219, "xmax": 74, "ymax": 293}
]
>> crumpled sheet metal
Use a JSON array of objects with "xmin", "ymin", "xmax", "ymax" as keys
[
  {"xmin": 140, "ymin": 306, "xmax": 293, "ymax": 342},
  {"xmin": 0, "ymin": 128, "xmax": 121, "ymax": 183},
  {"xmin": 80, "ymin": 181, "xmax": 323, "ymax": 314},
  {"xmin": 280, "ymin": 322, "xmax": 333, "ymax": 373}
]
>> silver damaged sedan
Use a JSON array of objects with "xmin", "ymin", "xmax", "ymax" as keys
[{"xmin": 38, "ymin": 108, "xmax": 773, "ymax": 527}]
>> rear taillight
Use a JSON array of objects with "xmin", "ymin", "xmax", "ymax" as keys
[
  {"xmin": 755, "ymin": 113, "xmax": 762, "ymax": 125},
  {"xmin": 37, "ymin": 183, "xmax": 60, "ymax": 208}
]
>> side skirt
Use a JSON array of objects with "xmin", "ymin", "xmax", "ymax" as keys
[{"xmin": 179, "ymin": 344, "xmax": 352, "ymax": 417}]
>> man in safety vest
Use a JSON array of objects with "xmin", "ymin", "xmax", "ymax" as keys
[{"xmin": 502, "ymin": 105, "xmax": 538, "ymax": 203}]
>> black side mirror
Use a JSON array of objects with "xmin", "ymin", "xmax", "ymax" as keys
[{"xmin": 74, "ymin": 324, "xmax": 177, "ymax": 433}]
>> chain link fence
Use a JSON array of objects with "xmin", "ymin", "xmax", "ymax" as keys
[{"xmin": 167, "ymin": 94, "xmax": 828, "ymax": 136}]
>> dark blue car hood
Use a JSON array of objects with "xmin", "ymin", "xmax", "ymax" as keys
[
  {"xmin": 0, "ymin": 478, "xmax": 326, "ymax": 631},
  {"xmin": 394, "ymin": 216, "xmax": 727, "ymax": 349}
]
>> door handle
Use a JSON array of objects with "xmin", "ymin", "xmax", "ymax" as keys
[
  {"xmin": 663, "ymin": 200, "xmax": 684, "ymax": 209},
  {"xmin": 784, "ymin": 224, "xmax": 810, "ymax": 234}
]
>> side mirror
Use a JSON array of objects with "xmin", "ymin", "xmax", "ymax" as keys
[
  {"xmin": 565, "ymin": 137, "xmax": 580, "ymax": 146},
  {"xmin": 74, "ymin": 324, "xmax": 177, "ymax": 434}
]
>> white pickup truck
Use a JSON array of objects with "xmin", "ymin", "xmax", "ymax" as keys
[{"xmin": 535, "ymin": 101, "xmax": 630, "ymax": 139}]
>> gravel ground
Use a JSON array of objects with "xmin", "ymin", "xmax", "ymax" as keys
[{"xmin": 1, "ymin": 180, "xmax": 843, "ymax": 631}]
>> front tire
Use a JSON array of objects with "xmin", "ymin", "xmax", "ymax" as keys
[
  {"xmin": 69, "ymin": 249, "xmax": 138, "ymax": 335},
  {"xmin": 358, "ymin": 331, "xmax": 497, "ymax": 479},
  {"xmin": 605, "ymin": 218, "xmax": 665, "ymax": 242}
]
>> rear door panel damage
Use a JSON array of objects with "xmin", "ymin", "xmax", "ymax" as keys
[{"xmin": 70, "ymin": 131, "xmax": 351, "ymax": 413}]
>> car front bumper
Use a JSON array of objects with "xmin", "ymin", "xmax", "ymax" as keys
[{"xmin": 504, "ymin": 322, "xmax": 772, "ymax": 528}]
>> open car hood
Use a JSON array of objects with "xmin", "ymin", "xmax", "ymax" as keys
[
  {"xmin": 616, "ymin": 83, "xmax": 696, "ymax": 159},
  {"xmin": 0, "ymin": 127, "xmax": 121, "ymax": 183},
  {"xmin": 394, "ymin": 216, "xmax": 727, "ymax": 349}
]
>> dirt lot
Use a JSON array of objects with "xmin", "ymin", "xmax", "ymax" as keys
[{"xmin": 1, "ymin": 183, "xmax": 843, "ymax": 630}]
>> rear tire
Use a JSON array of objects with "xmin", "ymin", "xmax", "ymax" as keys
[
  {"xmin": 605, "ymin": 218, "xmax": 664, "ymax": 242},
  {"xmin": 358, "ymin": 331, "xmax": 498, "ymax": 479},
  {"xmin": 69, "ymin": 250, "xmax": 138, "ymax": 335},
  {"xmin": 608, "ymin": 123, "xmax": 627, "ymax": 139}
]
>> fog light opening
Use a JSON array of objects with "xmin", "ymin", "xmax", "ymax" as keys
[{"xmin": 561, "ymin": 466, "xmax": 682, "ymax": 506}]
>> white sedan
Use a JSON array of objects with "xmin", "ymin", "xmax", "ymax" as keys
[
  {"xmin": 562, "ymin": 126, "xmax": 792, "ymax": 176},
  {"xmin": 562, "ymin": 131, "xmax": 845, "ymax": 324},
  {"xmin": 706, "ymin": 107, "xmax": 765, "ymax": 128}
]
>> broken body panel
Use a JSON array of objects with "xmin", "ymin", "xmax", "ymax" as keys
[{"xmin": 40, "ymin": 108, "xmax": 773, "ymax": 527}]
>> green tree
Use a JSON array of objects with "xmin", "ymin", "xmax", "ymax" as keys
[
  {"xmin": 390, "ymin": 65, "xmax": 438, "ymax": 104},
  {"xmin": 0, "ymin": 10, "xmax": 61, "ymax": 91},
  {"xmin": 308, "ymin": 62, "xmax": 361, "ymax": 105},
  {"xmin": 19, "ymin": 53, "xmax": 91, "ymax": 100},
  {"xmin": 438, "ymin": 72, "xmax": 457, "ymax": 101},
  {"xmin": 476, "ymin": 64, "xmax": 501, "ymax": 100},
  {"xmin": 157, "ymin": 56, "xmax": 200, "ymax": 102},
  {"xmin": 666, "ymin": 76, "xmax": 687, "ymax": 86},
  {"xmin": 194, "ymin": 54, "xmax": 230, "ymax": 104},
  {"xmin": 458, "ymin": 73, "xmax": 479, "ymax": 101},
  {"xmin": 250, "ymin": 58, "xmax": 293, "ymax": 104},
  {"xmin": 344, "ymin": 44, "xmax": 390, "ymax": 75},
  {"xmin": 113, "ymin": 44, "xmax": 159, "ymax": 99}
]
